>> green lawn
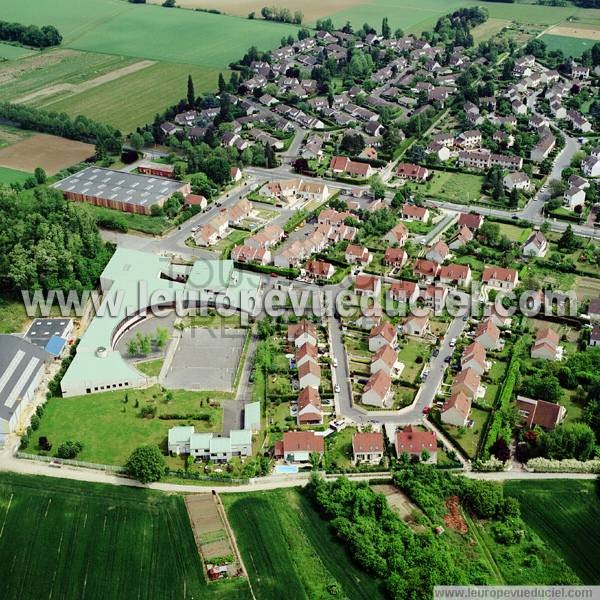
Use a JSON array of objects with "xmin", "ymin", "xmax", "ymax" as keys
[
  {"xmin": 427, "ymin": 170, "xmax": 484, "ymax": 204},
  {"xmin": 397, "ymin": 339, "xmax": 430, "ymax": 383},
  {"xmin": 540, "ymin": 33, "xmax": 598, "ymax": 58},
  {"xmin": 223, "ymin": 488, "xmax": 385, "ymax": 600},
  {"xmin": 32, "ymin": 386, "xmax": 223, "ymax": 466},
  {"xmin": 135, "ymin": 358, "xmax": 164, "ymax": 377},
  {"xmin": 505, "ymin": 480, "xmax": 600, "ymax": 584},
  {"xmin": 0, "ymin": 473, "xmax": 250, "ymax": 600},
  {"xmin": 38, "ymin": 62, "xmax": 223, "ymax": 132},
  {"xmin": 497, "ymin": 222, "xmax": 532, "ymax": 243},
  {"xmin": 184, "ymin": 311, "xmax": 244, "ymax": 329},
  {"xmin": 0, "ymin": 165, "xmax": 31, "ymax": 185},
  {"xmin": 83, "ymin": 203, "xmax": 172, "ymax": 235},
  {"xmin": 325, "ymin": 426, "xmax": 357, "ymax": 469},
  {"xmin": 444, "ymin": 406, "xmax": 490, "ymax": 459}
]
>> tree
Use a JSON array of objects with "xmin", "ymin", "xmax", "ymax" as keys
[
  {"xmin": 38, "ymin": 436, "xmax": 52, "ymax": 451},
  {"xmin": 558, "ymin": 225, "xmax": 579, "ymax": 251},
  {"xmin": 57, "ymin": 440, "xmax": 83, "ymax": 459},
  {"xmin": 369, "ymin": 177, "xmax": 386, "ymax": 200},
  {"xmin": 155, "ymin": 327, "xmax": 169, "ymax": 349},
  {"xmin": 129, "ymin": 132, "xmax": 144, "ymax": 151},
  {"xmin": 391, "ymin": 190, "xmax": 404, "ymax": 210},
  {"xmin": 309, "ymin": 452, "xmax": 321, "ymax": 470},
  {"xmin": 125, "ymin": 445, "xmax": 167, "ymax": 484},
  {"xmin": 381, "ymin": 17, "xmax": 391, "ymax": 39},
  {"xmin": 33, "ymin": 167, "xmax": 47, "ymax": 184},
  {"xmin": 218, "ymin": 72, "xmax": 227, "ymax": 94},
  {"xmin": 340, "ymin": 132, "xmax": 365, "ymax": 155},
  {"xmin": 187, "ymin": 74, "xmax": 195, "ymax": 107},
  {"xmin": 490, "ymin": 437, "xmax": 510, "ymax": 462},
  {"xmin": 538, "ymin": 423, "xmax": 595, "ymax": 461}
]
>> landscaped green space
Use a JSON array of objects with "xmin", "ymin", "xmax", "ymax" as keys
[
  {"xmin": 223, "ymin": 487, "xmax": 385, "ymax": 600},
  {"xmin": 183, "ymin": 310, "xmax": 244, "ymax": 329},
  {"xmin": 0, "ymin": 165, "xmax": 31, "ymax": 185},
  {"xmin": 505, "ymin": 480, "xmax": 600, "ymax": 584},
  {"xmin": 0, "ymin": 473, "xmax": 250, "ymax": 600},
  {"xmin": 38, "ymin": 62, "xmax": 223, "ymax": 132},
  {"xmin": 497, "ymin": 222, "xmax": 532, "ymax": 243},
  {"xmin": 397, "ymin": 339, "xmax": 430, "ymax": 383},
  {"xmin": 325, "ymin": 426, "xmax": 356, "ymax": 469},
  {"xmin": 32, "ymin": 386, "xmax": 223, "ymax": 466},
  {"xmin": 427, "ymin": 170, "xmax": 484, "ymax": 204},
  {"xmin": 540, "ymin": 33, "xmax": 598, "ymax": 58},
  {"xmin": 83, "ymin": 203, "xmax": 172, "ymax": 235},
  {"xmin": 446, "ymin": 406, "xmax": 490, "ymax": 459},
  {"xmin": 135, "ymin": 358, "xmax": 164, "ymax": 377}
]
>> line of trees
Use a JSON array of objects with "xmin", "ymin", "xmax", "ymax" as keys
[
  {"xmin": 0, "ymin": 21, "xmax": 62, "ymax": 48},
  {"xmin": 259, "ymin": 6, "xmax": 302, "ymax": 24},
  {"xmin": 0, "ymin": 103, "xmax": 122, "ymax": 155}
]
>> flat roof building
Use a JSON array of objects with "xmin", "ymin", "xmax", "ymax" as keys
[
  {"xmin": 24, "ymin": 318, "xmax": 73, "ymax": 357},
  {"xmin": 53, "ymin": 167, "xmax": 190, "ymax": 215}
]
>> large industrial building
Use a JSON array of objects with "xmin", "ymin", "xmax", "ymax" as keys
[{"xmin": 52, "ymin": 167, "xmax": 191, "ymax": 215}]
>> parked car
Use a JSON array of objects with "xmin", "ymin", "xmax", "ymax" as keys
[
  {"xmin": 334, "ymin": 383, "xmax": 340, "ymax": 393},
  {"xmin": 333, "ymin": 358, "xmax": 338, "ymax": 367},
  {"xmin": 449, "ymin": 338, "xmax": 457, "ymax": 347}
]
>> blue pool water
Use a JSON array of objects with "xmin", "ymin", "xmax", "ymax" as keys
[{"xmin": 275, "ymin": 465, "xmax": 299, "ymax": 474}]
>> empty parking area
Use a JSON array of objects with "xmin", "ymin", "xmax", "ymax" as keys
[{"xmin": 164, "ymin": 327, "xmax": 246, "ymax": 391}]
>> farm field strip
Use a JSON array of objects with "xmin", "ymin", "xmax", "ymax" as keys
[
  {"xmin": 505, "ymin": 480, "xmax": 600, "ymax": 585},
  {"xmin": 540, "ymin": 33, "xmax": 598, "ymax": 58},
  {"xmin": 0, "ymin": 165, "xmax": 31, "ymax": 185}
]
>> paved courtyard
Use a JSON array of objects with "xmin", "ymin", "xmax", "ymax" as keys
[{"xmin": 163, "ymin": 328, "xmax": 247, "ymax": 391}]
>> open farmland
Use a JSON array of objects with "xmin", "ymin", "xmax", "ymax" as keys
[
  {"xmin": 0, "ymin": 134, "xmax": 94, "ymax": 175},
  {"xmin": 540, "ymin": 33, "xmax": 598, "ymax": 58},
  {"xmin": 0, "ymin": 166, "xmax": 31, "ymax": 185},
  {"xmin": 0, "ymin": 50, "xmax": 136, "ymax": 104},
  {"xmin": 37, "ymin": 62, "xmax": 224, "ymax": 132},
  {"xmin": 505, "ymin": 480, "xmax": 600, "ymax": 584},
  {"xmin": 0, "ymin": 42, "xmax": 36, "ymax": 60},
  {"xmin": 0, "ymin": 0, "xmax": 299, "ymax": 67},
  {"xmin": 223, "ymin": 488, "xmax": 385, "ymax": 600},
  {"xmin": 0, "ymin": 473, "xmax": 250, "ymax": 600}
]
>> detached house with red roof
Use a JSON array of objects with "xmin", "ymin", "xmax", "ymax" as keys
[
  {"xmin": 384, "ymin": 223, "xmax": 409, "ymax": 247},
  {"xmin": 330, "ymin": 155, "xmax": 374, "ymax": 178},
  {"xmin": 482, "ymin": 266, "xmax": 519, "ymax": 291},
  {"xmin": 452, "ymin": 368, "xmax": 480, "ymax": 400},
  {"xmin": 426, "ymin": 240, "xmax": 449, "ymax": 264},
  {"xmin": 516, "ymin": 396, "xmax": 565, "ymax": 430},
  {"xmin": 297, "ymin": 387, "xmax": 323, "ymax": 425},
  {"xmin": 395, "ymin": 426, "xmax": 437, "ymax": 463},
  {"xmin": 458, "ymin": 213, "xmax": 484, "ymax": 230},
  {"xmin": 461, "ymin": 341, "xmax": 488, "ymax": 376},
  {"xmin": 370, "ymin": 344, "xmax": 398, "ymax": 376},
  {"xmin": 396, "ymin": 163, "xmax": 429, "ymax": 182},
  {"xmin": 288, "ymin": 320, "xmax": 318, "ymax": 348},
  {"xmin": 298, "ymin": 360, "xmax": 321, "ymax": 389},
  {"xmin": 306, "ymin": 260, "xmax": 335, "ymax": 281},
  {"xmin": 413, "ymin": 259, "xmax": 439, "ymax": 283},
  {"xmin": 383, "ymin": 248, "xmax": 408, "ymax": 269},
  {"xmin": 354, "ymin": 274, "xmax": 381, "ymax": 298},
  {"xmin": 276, "ymin": 431, "xmax": 324, "ymax": 462},
  {"xmin": 438, "ymin": 264, "xmax": 471, "ymax": 288},
  {"xmin": 295, "ymin": 342, "xmax": 318, "ymax": 369},
  {"xmin": 441, "ymin": 391, "xmax": 472, "ymax": 427},
  {"xmin": 390, "ymin": 280, "xmax": 419, "ymax": 305},
  {"xmin": 369, "ymin": 322, "xmax": 397, "ymax": 352},
  {"xmin": 352, "ymin": 431, "xmax": 384, "ymax": 464},
  {"xmin": 345, "ymin": 244, "xmax": 372, "ymax": 265},
  {"xmin": 474, "ymin": 318, "xmax": 500, "ymax": 351},
  {"xmin": 531, "ymin": 327, "xmax": 561, "ymax": 361},
  {"xmin": 362, "ymin": 369, "xmax": 393, "ymax": 408},
  {"xmin": 402, "ymin": 204, "xmax": 430, "ymax": 222},
  {"xmin": 403, "ymin": 314, "xmax": 430, "ymax": 337}
]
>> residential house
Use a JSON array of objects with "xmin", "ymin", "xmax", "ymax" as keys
[
  {"xmin": 306, "ymin": 260, "xmax": 335, "ymax": 281},
  {"xmin": 403, "ymin": 314, "xmax": 430, "ymax": 336},
  {"xmin": 441, "ymin": 392, "xmax": 472, "ymax": 427},
  {"xmin": 288, "ymin": 320, "xmax": 318, "ymax": 347},
  {"xmin": 402, "ymin": 204, "xmax": 430, "ymax": 222},
  {"xmin": 420, "ymin": 284, "xmax": 448, "ymax": 313},
  {"xmin": 384, "ymin": 223, "xmax": 409, "ymax": 246},
  {"xmin": 516, "ymin": 396, "xmax": 565, "ymax": 430},
  {"xmin": 449, "ymin": 226, "xmax": 473, "ymax": 250},
  {"xmin": 530, "ymin": 134, "xmax": 555, "ymax": 163},
  {"xmin": 531, "ymin": 327, "xmax": 560, "ymax": 361},
  {"xmin": 345, "ymin": 244, "xmax": 372, "ymax": 265},
  {"xmin": 413, "ymin": 259, "xmax": 439, "ymax": 283},
  {"xmin": 369, "ymin": 322, "xmax": 397, "ymax": 352},
  {"xmin": 362, "ymin": 369, "xmax": 393, "ymax": 407},
  {"xmin": 352, "ymin": 431, "xmax": 384, "ymax": 464},
  {"xmin": 390, "ymin": 280, "xmax": 419, "ymax": 305},
  {"xmin": 503, "ymin": 171, "xmax": 530, "ymax": 191},
  {"xmin": 277, "ymin": 431, "xmax": 324, "ymax": 462},
  {"xmin": 383, "ymin": 248, "xmax": 408, "ymax": 269},
  {"xmin": 396, "ymin": 163, "xmax": 429, "ymax": 182},
  {"xmin": 371, "ymin": 344, "xmax": 398, "ymax": 376},
  {"xmin": 452, "ymin": 367, "xmax": 480, "ymax": 400},
  {"xmin": 458, "ymin": 213, "xmax": 484, "ymax": 230},
  {"xmin": 426, "ymin": 240, "xmax": 449, "ymax": 264},
  {"xmin": 563, "ymin": 186, "xmax": 586, "ymax": 210},
  {"xmin": 437, "ymin": 262, "xmax": 471, "ymax": 287},
  {"xmin": 330, "ymin": 156, "xmax": 373, "ymax": 178},
  {"xmin": 297, "ymin": 386, "xmax": 323, "ymax": 425},
  {"xmin": 456, "ymin": 129, "xmax": 482, "ymax": 148},
  {"xmin": 474, "ymin": 318, "xmax": 500, "ymax": 350},
  {"xmin": 582, "ymin": 155, "xmax": 600, "ymax": 178},
  {"xmin": 295, "ymin": 342, "xmax": 318, "ymax": 369},
  {"xmin": 355, "ymin": 274, "xmax": 381, "ymax": 297},
  {"xmin": 231, "ymin": 245, "xmax": 271, "ymax": 265},
  {"xmin": 589, "ymin": 324, "xmax": 600, "ymax": 347},
  {"xmin": 298, "ymin": 360, "xmax": 321, "ymax": 389},
  {"xmin": 461, "ymin": 341, "xmax": 488, "ymax": 376},
  {"xmin": 482, "ymin": 266, "xmax": 519, "ymax": 291},
  {"xmin": 567, "ymin": 109, "xmax": 592, "ymax": 133},
  {"xmin": 395, "ymin": 426, "xmax": 437, "ymax": 463},
  {"xmin": 522, "ymin": 230, "xmax": 548, "ymax": 258}
]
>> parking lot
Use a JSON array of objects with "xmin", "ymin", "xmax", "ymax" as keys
[{"xmin": 163, "ymin": 327, "xmax": 247, "ymax": 391}]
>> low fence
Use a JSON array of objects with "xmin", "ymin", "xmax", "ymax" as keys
[{"xmin": 16, "ymin": 451, "xmax": 127, "ymax": 473}]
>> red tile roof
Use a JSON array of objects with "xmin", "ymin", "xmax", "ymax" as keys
[
  {"xmin": 352, "ymin": 431, "xmax": 384, "ymax": 454},
  {"xmin": 396, "ymin": 425, "xmax": 437, "ymax": 455},
  {"xmin": 283, "ymin": 431, "xmax": 324, "ymax": 453}
]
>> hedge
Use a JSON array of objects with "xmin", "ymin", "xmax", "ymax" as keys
[
  {"xmin": 233, "ymin": 260, "xmax": 299, "ymax": 279},
  {"xmin": 526, "ymin": 457, "xmax": 600, "ymax": 473}
]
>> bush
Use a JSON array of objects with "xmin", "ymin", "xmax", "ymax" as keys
[
  {"xmin": 125, "ymin": 445, "xmax": 167, "ymax": 484},
  {"xmin": 526, "ymin": 457, "xmax": 600, "ymax": 473},
  {"xmin": 38, "ymin": 436, "xmax": 52, "ymax": 452},
  {"xmin": 30, "ymin": 414, "xmax": 40, "ymax": 431},
  {"xmin": 57, "ymin": 440, "xmax": 83, "ymax": 459}
]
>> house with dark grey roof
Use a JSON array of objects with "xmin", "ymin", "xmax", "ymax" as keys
[{"xmin": 0, "ymin": 335, "xmax": 49, "ymax": 444}]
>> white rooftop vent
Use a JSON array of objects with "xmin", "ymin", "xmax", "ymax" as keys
[{"xmin": 96, "ymin": 346, "xmax": 108, "ymax": 358}]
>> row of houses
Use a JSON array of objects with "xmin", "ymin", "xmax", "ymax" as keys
[{"xmin": 194, "ymin": 199, "xmax": 254, "ymax": 247}]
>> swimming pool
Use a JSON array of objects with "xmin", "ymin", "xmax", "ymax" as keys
[{"xmin": 275, "ymin": 464, "xmax": 299, "ymax": 474}]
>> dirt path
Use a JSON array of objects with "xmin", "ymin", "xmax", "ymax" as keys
[{"xmin": 13, "ymin": 60, "xmax": 156, "ymax": 104}]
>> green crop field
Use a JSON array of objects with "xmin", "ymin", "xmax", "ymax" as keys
[
  {"xmin": 32, "ymin": 386, "xmax": 223, "ymax": 467},
  {"xmin": 223, "ymin": 488, "xmax": 385, "ymax": 599},
  {"xmin": 0, "ymin": 0, "xmax": 299, "ymax": 67},
  {"xmin": 0, "ymin": 473, "xmax": 251, "ymax": 600},
  {"xmin": 540, "ymin": 34, "xmax": 598, "ymax": 58},
  {"xmin": 0, "ymin": 42, "xmax": 36, "ymax": 60},
  {"xmin": 0, "ymin": 166, "xmax": 31, "ymax": 185},
  {"xmin": 37, "ymin": 62, "xmax": 224, "ymax": 131},
  {"xmin": 505, "ymin": 480, "xmax": 600, "ymax": 584}
]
